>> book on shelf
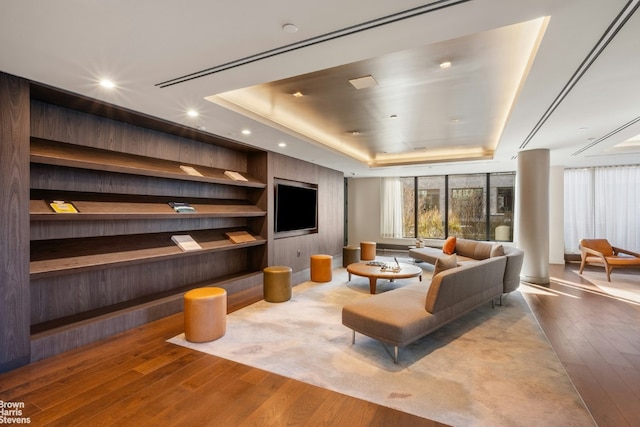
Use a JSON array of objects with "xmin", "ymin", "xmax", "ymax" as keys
[
  {"xmin": 180, "ymin": 165, "xmax": 203, "ymax": 176},
  {"xmin": 225, "ymin": 230, "xmax": 256, "ymax": 244},
  {"xmin": 171, "ymin": 235, "xmax": 202, "ymax": 252},
  {"xmin": 168, "ymin": 202, "xmax": 197, "ymax": 213},
  {"xmin": 224, "ymin": 170, "xmax": 248, "ymax": 181},
  {"xmin": 48, "ymin": 200, "xmax": 79, "ymax": 213}
]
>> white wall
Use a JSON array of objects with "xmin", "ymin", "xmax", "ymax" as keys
[{"xmin": 347, "ymin": 177, "xmax": 380, "ymax": 245}]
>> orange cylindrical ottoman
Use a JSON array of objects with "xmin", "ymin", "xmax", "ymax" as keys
[
  {"xmin": 184, "ymin": 287, "xmax": 227, "ymax": 343},
  {"xmin": 360, "ymin": 241, "xmax": 377, "ymax": 261},
  {"xmin": 310, "ymin": 254, "xmax": 333, "ymax": 282}
]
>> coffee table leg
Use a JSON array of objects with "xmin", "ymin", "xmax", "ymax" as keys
[{"xmin": 369, "ymin": 277, "xmax": 377, "ymax": 294}]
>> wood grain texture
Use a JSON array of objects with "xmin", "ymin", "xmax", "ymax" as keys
[
  {"xmin": 523, "ymin": 264, "xmax": 640, "ymax": 427},
  {"xmin": 31, "ymin": 138, "xmax": 265, "ymax": 188},
  {"xmin": 0, "ymin": 72, "xmax": 31, "ymax": 372},
  {"xmin": 30, "ymin": 100, "xmax": 251, "ymax": 171},
  {"xmin": 0, "ymin": 312, "xmax": 444, "ymax": 426}
]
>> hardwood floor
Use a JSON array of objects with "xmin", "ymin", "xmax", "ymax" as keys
[
  {"xmin": 523, "ymin": 263, "xmax": 640, "ymax": 427},
  {"xmin": 1, "ymin": 262, "xmax": 638, "ymax": 426}
]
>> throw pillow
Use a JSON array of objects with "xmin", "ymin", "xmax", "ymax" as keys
[
  {"xmin": 442, "ymin": 236, "xmax": 456, "ymax": 255},
  {"xmin": 433, "ymin": 254, "xmax": 457, "ymax": 276},
  {"xmin": 491, "ymin": 244, "xmax": 505, "ymax": 257}
]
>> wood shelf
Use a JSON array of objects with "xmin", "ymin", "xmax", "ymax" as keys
[
  {"xmin": 30, "ymin": 271, "xmax": 258, "ymax": 336},
  {"xmin": 31, "ymin": 138, "xmax": 266, "ymax": 189},
  {"xmin": 30, "ymin": 228, "xmax": 266, "ymax": 279},
  {"xmin": 30, "ymin": 199, "xmax": 266, "ymax": 220}
]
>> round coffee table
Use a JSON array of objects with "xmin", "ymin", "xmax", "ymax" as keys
[{"xmin": 346, "ymin": 261, "xmax": 423, "ymax": 294}]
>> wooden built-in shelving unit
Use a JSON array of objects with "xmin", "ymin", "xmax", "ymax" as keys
[{"xmin": 27, "ymin": 86, "xmax": 269, "ymax": 361}]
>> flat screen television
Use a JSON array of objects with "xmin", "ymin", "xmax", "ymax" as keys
[{"xmin": 274, "ymin": 179, "xmax": 318, "ymax": 235}]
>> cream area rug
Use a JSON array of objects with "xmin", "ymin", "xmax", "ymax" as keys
[
  {"xmin": 169, "ymin": 260, "xmax": 594, "ymax": 426},
  {"xmin": 578, "ymin": 269, "xmax": 640, "ymax": 305}
]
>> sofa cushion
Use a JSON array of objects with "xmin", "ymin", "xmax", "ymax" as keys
[
  {"xmin": 442, "ymin": 236, "xmax": 456, "ymax": 254},
  {"xmin": 455, "ymin": 238, "xmax": 492, "ymax": 260},
  {"xmin": 433, "ymin": 254, "xmax": 457, "ymax": 276},
  {"xmin": 425, "ymin": 257, "xmax": 506, "ymax": 314},
  {"xmin": 491, "ymin": 244, "xmax": 505, "ymax": 257}
]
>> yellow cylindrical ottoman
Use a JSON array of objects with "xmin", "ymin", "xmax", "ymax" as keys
[
  {"xmin": 263, "ymin": 266, "xmax": 292, "ymax": 302},
  {"xmin": 184, "ymin": 287, "xmax": 227, "ymax": 343},
  {"xmin": 310, "ymin": 254, "xmax": 333, "ymax": 282},
  {"xmin": 360, "ymin": 241, "xmax": 377, "ymax": 261},
  {"xmin": 343, "ymin": 245, "xmax": 361, "ymax": 267}
]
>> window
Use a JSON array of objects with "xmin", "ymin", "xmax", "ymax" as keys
[
  {"xmin": 448, "ymin": 174, "xmax": 486, "ymax": 240},
  {"xmin": 417, "ymin": 176, "xmax": 445, "ymax": 239},
  {"xmin": 394, "ymin": 172, "xmax": 515, "ymax": 241}
]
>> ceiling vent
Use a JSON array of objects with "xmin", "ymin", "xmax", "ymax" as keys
[{"xmin": 348, "ymin": 75, "xmax": 378, "ymax": 90}]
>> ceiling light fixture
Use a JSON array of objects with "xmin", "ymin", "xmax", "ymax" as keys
[
  {"xmin": 99, "ymin": 79, "xmax": 115, "ymax": 88},
  {"xmin": 439, "ymin": 61, "xmax": 452, "ymax": 69},
  {"xmin": 390, "ymin": 114, "xmax": 398, "ymax": 119},
  {"xmin": 241, "ymin": 129, "xmax": 251, "ymax": 135},
  {"xmin": 282, "ymin": 23, "xmax": 298, "ymax": 33},
  {"xmin": 292, "ymin": 91, "xmax": 303, "ymax": 97},
  {"xmin": 187, "ymin": 110, "xmax": 199, "ymax": 117},
  {"xmin": 278, "ymin": 142, "xmax": 287, "ymax": 148}
]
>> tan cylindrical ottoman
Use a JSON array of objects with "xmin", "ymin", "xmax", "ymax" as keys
[
  {"xmin": 310, "ymin": 254, "xmax": 333, "ymax": 282},
  {"xmin": 184, "ymin": 287, "xmax": 227, "ymax": 343},
  {"xmin": 360, "ymin": 241, "xmax": 377, "ymax": 261},
  {"xmin": 263, "ymin": 265, "xmax": 292, "ymax": 302},
  {"xmin": 343, "ymin": 245, "xmax": 361, "ymax": 267}
]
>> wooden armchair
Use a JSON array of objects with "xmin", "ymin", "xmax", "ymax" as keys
[{"xmin": 579, "ymin": 239, "xmax": 640, "ymax": 282}]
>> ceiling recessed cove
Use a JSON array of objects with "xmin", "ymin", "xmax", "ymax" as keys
[{"xmin": 348, "ymin": 75, "xmax": 378, "ymax": 90}]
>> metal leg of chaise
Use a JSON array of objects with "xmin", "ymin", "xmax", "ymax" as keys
[{"xmin": 352, "ymin": 329, "xmax": 356, "ymax": 344}]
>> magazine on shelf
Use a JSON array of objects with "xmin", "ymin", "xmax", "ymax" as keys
[
  {"xmin": 168, "ymin": 202, "xmax": 196, "ymax": 213},
  {"xmin": 171, "ymin": 235, "xmax": 202, "ymax": 252},
  {"xmin": 48, "ymin": 200, "xmax": 79, "ymax": 213},
  {"xmin": 225, "ymin": 231, "xmax": 256, "ymax": 244},
  {"xmin": 224, "ymin": 170, "xmax": 248, "ymax": 181},
  {"xmin": 179, "ymin": 165, "xmax": 203, "ymax": 176}
]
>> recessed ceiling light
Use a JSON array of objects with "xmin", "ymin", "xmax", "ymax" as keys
[
  {"xmin": 241, "ymin": 129, "xmax": 251, "ymax": 135},
  {"xmin": 278, "ymin": 142, "xmax": 287, "ymax": 148},
  {"xmin": 351, "ymin": 131, "xmax": 361, "ymax": 136},
  {"xmin": 187, "ymin": 110, "xmax": 199, "ymax": 117},
  {"xmin": 439, "ymin": 61, "xmax": 452, "ymax": 69},
  {"xmin": 292, "ymin": 91, "xmax": 304, "ymax": 97},
  {"xmin": 99, "ymin": 79, "xmax": 115, "ymax": 88},
  {"xmin": 390, "ymin": 114, "xmax": 398, "ymax": 119},
  {"xmin": 282, "ymin": 23, "xmax": 298, "ymax": 33}
]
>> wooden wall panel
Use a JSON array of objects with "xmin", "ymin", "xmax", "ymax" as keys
[
  {"xmin": 31, "ymin": 217, "xmax": 246, "ymax": 240},
  {"xmin": 30, "ymin": 248, "xmax": 250, "ymax": 324},
  {"xmin": 31, "ymin": 101, "xmax": 248, "ymax": 173},
  {"xmin": 30, "ymin": 163, "xmax": 250, "ymax": 199},
  {"xmin": 268, "ymin": 152, "xmax": 344, "ymax": 279},
  {"xmin": 0, "ymin": 73, "xmax": 31, "ymax": 372}
]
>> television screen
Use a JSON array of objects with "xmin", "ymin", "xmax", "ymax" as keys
[{"xmin": 275, "ymin": 180, "xmax": 318, "ymax": 234}]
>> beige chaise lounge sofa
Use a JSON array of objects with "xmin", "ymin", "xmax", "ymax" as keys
[
  {"xmin": 409, "ymin": 238, "xmax": 524, "ymax": 295},
  {"xmin": 342, "ymin": 241, "xmax": 524, "ymax": 363}
]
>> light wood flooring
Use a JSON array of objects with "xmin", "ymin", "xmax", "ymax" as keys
[{"xmin": 1, "ymin": 263, "xmax": 639, "ymax": 426}]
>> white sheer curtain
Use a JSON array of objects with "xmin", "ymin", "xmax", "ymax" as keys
[
  {"xmin": 564, "ymin": 165, "xmax": 640, "ymax": 253},
  {"xmin": 564, "ymin": 168, "xmax": 594, "ymax": 253},
  {"xmin": 380, "ymin": 177, "xmax": 404, "ymax": 238}
]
